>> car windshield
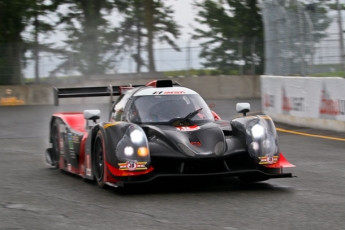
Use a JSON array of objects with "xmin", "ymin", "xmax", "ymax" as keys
[{"xmin": 128, "ymin": 94, "xmax": 215, "ymax": 123}]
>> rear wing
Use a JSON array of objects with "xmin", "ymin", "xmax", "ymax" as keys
[
  {"xmin": 53, "ymin": 84, "xmax": 140, "ymax": 106},
  {"xmin": 53, "ymin": 79, "xmax": 182, "ymax": 106}
]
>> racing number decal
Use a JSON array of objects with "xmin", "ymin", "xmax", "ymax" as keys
[
  {"xmin": 258, "ymin": 155, "xmax": 278, "ymax": 164},
  {"xmin": 118, "ymin": 161, "xmax": 147, "ymax": 171}
]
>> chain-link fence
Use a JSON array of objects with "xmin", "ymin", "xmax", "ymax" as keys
[
  {"xmin": 0, "ymin": 43, "xmax": 24, "ymax": 85},
  {"xmin": 23, "ymin": 37, "xmax": 263, "ymax": 82},
  {"xmin": 260, "ymin": 0, "xmax": 345, "ymax": 76},
  {"xmin": 0, "ymin": 38, "xmax": 263, "ymax": 84}
]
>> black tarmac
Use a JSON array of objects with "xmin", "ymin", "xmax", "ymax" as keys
[{"xmin": 0, "ymin": 99, "xmax": 344, "ymax": 230}]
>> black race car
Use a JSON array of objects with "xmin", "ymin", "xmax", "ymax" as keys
[{"xmin": 45, "ymin": 79, "xmax": 295, "ymax": 187}]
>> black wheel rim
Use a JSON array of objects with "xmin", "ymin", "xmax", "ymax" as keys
[{"xmin": 94, "ymin": 138, "xmax": 104, "ymax": 182}]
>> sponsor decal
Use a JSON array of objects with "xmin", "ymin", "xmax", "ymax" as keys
[
  {"xmin": 264, "ymin": 94, "xmax": 275, "ymax": 108},
  {"xmin": 72, "ymin": 134, "xmax": 80, "ymax": 143},
  {"xmin": 0, "ymin": 88, "xmax": 25, "ymax": 106},
  {"xmin": 319, "ymin": 85, "xmax": 344, "ymax": 117},
  {"xmin": 68, "ymin": 133, "xmax": 74, "ymax": 150},
  {"xmin": 153, "ymin": 91, "xmax": 185, "ymax": 95},
  {"xmin": 67, "ymin": 133, "xmax": 76, "ymax": 158},
  {"xmin": 258, "ymin": 155, "xmax": 278, "ymax": 165},
  {"xmin": 176, "ymin": 125, "xmax": 200, "ymax": 131},
  {"xmin": 104, "ymin": 122, "xmax": 121, "ymax": 129},
  {"xmin": 282, "ymin": 86, "xmax": 304, "ymax": 113},
  {"xmin": 340, "ymin": 100, "xmax": 345, "ymax": 115},
  {"xmin": 118, "ymin": 161, "xmax": 147, "ymax": 171}
]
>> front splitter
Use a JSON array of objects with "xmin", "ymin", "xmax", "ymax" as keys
[{"xmin": 111, "ymin": 169, "xmax": 293, "ymax": 186}]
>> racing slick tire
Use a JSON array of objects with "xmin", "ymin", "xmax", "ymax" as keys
[
  {"xmin": 51, "ymin": 122, "xmax": 61, "ymax": 169},
  {"xmin": 237, "ymin": 175, "xmax": 269, "ymax": 183},
  {"xmin": 93, "ymin": 131, "xmax": 106, "ymax": 188}
]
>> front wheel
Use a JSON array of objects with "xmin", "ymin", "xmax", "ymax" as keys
[{"xmin": 93, "ymin": 131, "xmax": 106, "ymax": 188}]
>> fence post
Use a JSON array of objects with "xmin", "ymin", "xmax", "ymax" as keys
[
  {"xmin": 238, "ymin": 36, "xmax": 244, "ymax": 75},
  {"xmin": 336, "ymin": 0, "xmax": 345, "ymax": 76},
  {"xmin": 281, "ymin": 5, "xmax": 291, "ymax": 76},
  {"xmin": 251, "ymin": 36, "xmax": 257, "ymax": 75},
  {"xmin": 298, "ymin": 2, "xmax": 306, "ymax": 76},
  {"xmin": 304, "ymin": 11, "xmax": 314, "ymax": 76},
  {"xmin": 186, "ymin": 38, "xmax": 192, "ymax": 77}
]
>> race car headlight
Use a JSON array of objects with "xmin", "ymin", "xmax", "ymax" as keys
[
  {"xmin": 246, "ymin": 119, "xmax": 279, "ymax": 157},
  {"xmin": 116, "ymin": 125, "xmax": 150, "ymax": 162},
  {"xmin": 251, "ymin": 124, "xmax": 265, "ymax": 138},
  {"xmin": 130, "ymin": 129, "xmax": 144, "ymax": 143},
  {"xmin": 124, "ymin": 146, "xmax": 134, "ymax": 156}
]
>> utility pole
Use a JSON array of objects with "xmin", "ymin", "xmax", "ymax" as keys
[{"xmin": 336, "ymin": 0, "xmax": 345, "ymax": 76}]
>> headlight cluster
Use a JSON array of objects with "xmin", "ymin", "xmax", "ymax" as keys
[
  {"xmin": 246, "ymin": 119, "xmax": 278, "ymax": 158},
  {"xmin": 116, "ymin": 125, "xmax": 150, "ymax": 162}
]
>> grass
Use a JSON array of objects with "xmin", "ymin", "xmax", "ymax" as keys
[
  {"xmin": 24, "ymin": 68, "xmax": 344, "ymax": 84},
  {"xmin": 163, "ymin": 69, "xmax": 239, "ymax": 77},
  {"xmin": 309, "ymin": 71, "xmax": 345, "ymax": 77}
]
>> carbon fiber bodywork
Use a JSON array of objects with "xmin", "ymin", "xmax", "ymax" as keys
[{"xmin": 46, "ymin": 80, "xmax": 295, "ymax": 187}]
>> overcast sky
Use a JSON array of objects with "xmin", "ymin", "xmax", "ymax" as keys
[
  {"xmin": 25, "ymin": 1, "xmax": 208, "ymax": 78},
  {"xmin": 49, "ymin": 0, "xmax": 205, "ymax": 47}
]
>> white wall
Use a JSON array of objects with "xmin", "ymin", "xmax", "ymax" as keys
[
  {"xmin": 0, "ymin": 75, "xmax": 261, "ymax": 106},
  {"xmin": 261, "ymin": 75, "xmax": 345, "ymax": 132}
]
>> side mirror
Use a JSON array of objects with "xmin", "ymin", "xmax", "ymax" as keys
[
  {"xmin": 236, "ymin": 103, "xmax": 250, "ymax": 116},
  {"xmin": 84, "ymin": 109, "xmax": 101, "ymax": 122}
]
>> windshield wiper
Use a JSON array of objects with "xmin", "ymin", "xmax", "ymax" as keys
[{"xmin": 180, "ymin": 108, "xmax": 203, "ymax": 123}]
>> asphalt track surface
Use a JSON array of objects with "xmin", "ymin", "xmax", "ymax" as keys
[{"xmin": 0, "ymin": 99, "xmax": 344, "ymax": 230}]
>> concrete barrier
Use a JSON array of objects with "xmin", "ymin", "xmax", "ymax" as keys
[
  {"xmin": 261, "ymin": 75, "xmax": 345, "ymax": 132},
  {"xmin": 0, "ymin": 75, "xmax": 261, "ymax": 106},
  {"xmin": 0, "ymin": 85, "xmax": 53, "ymax": 105}
]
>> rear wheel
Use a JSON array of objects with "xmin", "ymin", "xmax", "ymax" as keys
[
  {"xmin": 51, "ymin": 123, "xmax": 60, "ymax": 169},
  {"xmin": 93, "ymin": 132, "xmax": 106, "ymax": 188}
]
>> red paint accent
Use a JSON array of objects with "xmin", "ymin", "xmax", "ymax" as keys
[
  {"xmin": 68, "ymin": 164, "xmax": 80, "ymax": 174},
  {"xmin": 59, "ymin": 153, "xmax": 64, "ymax": 169},
  {"xmin": 120, "ymin": 86, "xmax": 134, "ymax": 94},
  {"xmin": 146, "ymin": 80, "xmax": 157, "ymax": 87},
  {"xmin": 54, "ymin": 113, "xmax": 88, "ymax": 177},
  {"xmin": 78, "ymin": 133, "xmax": 88, "ymax": 177},
  {"xmin": 176, "ymin": 125, "xmax": 200, "ymax": 131},
  {"xmin": 320, "ymin": 90, "xmax": 340, "ymax": 115},
  {"xmin": 212, "ymin": 110, "xmax": 221, "ymax": 120},
  {"xmin": 106, "ymin": 162, "xmax": 154, "ymax": 177},
  {"xmin": 190, "ymin": 141, "xmax": 201, "ymax": 146},
  {"xmin": 54, "ymin": 113, "xmax": 86, "ymax": 133},
  {"xmin": 262, "ymin": 152, "xmax": 295, "ymax": 168}
]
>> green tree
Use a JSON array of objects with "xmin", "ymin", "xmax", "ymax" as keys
[
  {"xmin": 117, "ymin": 0, "xmax": 181, "ymax": 73},
  {"xmin": 26, "ymin": 0, "xmax": 57, "ymax": 83},
  {"xmin": 193, "ymin": 0, "xmax": 264, "ymax": 74},
  {"xmin": 116, "ymin": 0, "xmax": 146, "ymax": 73},
  {"xmin": 51, "ymin": 0, "xmax": 120, "ymax": 78},
  {"xmin": 0, "ymin": 0, "xmax": 35, "ymax": 85}
]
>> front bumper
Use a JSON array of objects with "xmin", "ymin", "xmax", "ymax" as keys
[
  {"xmin": 111, "ymin": 169, "xmax": 293, "ymax": 186},
  {"xmin": 106, "ymin": 152, "xmax": 295, "ymax": 186}
]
